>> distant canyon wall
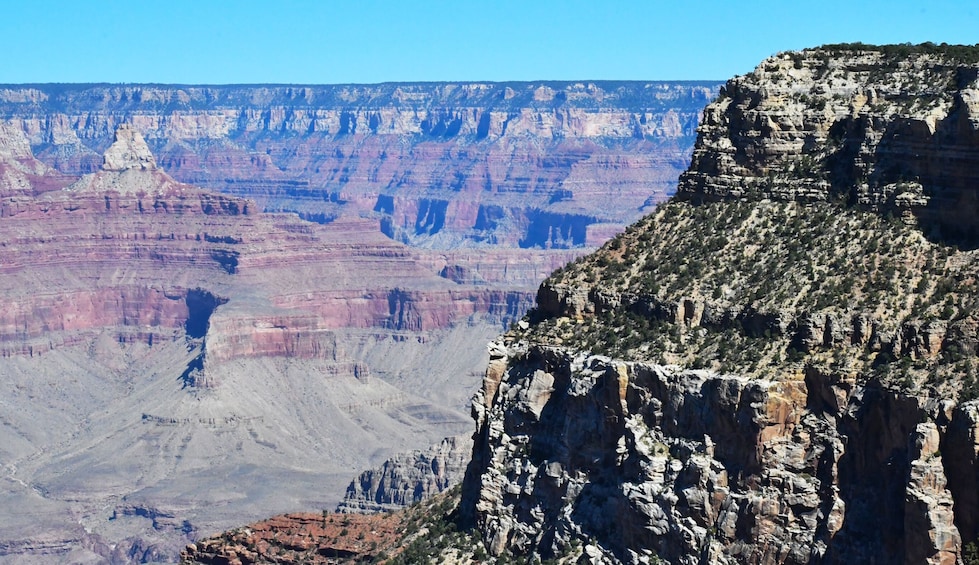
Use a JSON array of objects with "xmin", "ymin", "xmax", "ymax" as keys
[{"xmin": 0, "ymin": 81, "xmax": 719, "ymax": 248}]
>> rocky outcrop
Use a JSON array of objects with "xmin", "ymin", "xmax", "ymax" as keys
[
  {"xmin": 102, "ymin": 123, "xmax": 157, "ymax": 172},
  {"xmin": 463, "ymin": 340, "xmax": 978, "ymax": 564},
  {"xmin": 678, "ymin": 44, "xmax": 979, "ymax": 243},
  {"xmin": 454, "ymin": 45, "xmax": 979, "ymax": 564},
  {"xmin": 0, "ymin": 122, "xmax": 72, "ymax": 195},
  {"xmin": 0, "ymin": 81, "xmax": 719, "ymax": 249},
  {"xmin": 337, "ymin": 435, "xmax": 471, "ymax": 513},
  {"xmin": 180, "ymin": 511, "xmax": 405, "ymax": 565}
]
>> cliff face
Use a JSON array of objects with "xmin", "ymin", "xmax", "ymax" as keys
[
  {"xmin": 336, "ymin": 435, "xmax": 472, "ymax": 514},
  {"xmin": 469, "ymin": 341, "xmax": 977, "ymax": 564},
  {"xmin": 0, "ymin": 81, "xmax": 718, "ymax": 249},
  {"xmin": 679, "ymin": 45, "xmax": 979, "ymax": 243},
  {"xmin": 461, "ymin": 45, "xmax": 979, "ymax": 564}
]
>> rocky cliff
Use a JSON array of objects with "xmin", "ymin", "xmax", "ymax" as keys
[
  {"xmin": 679, "ymin": 43, "xmax": 979, "ymax": 243},
  {"xmin": 336, "ymin": 435, "xmax": 472, "ymax": 514},
  {"xmin": 453, "ymin": 44, "xmax": 979, "ymax": 564},
  {"xmin": 0, "ymin": 81, "xmax": 718, "ymax": 249}
]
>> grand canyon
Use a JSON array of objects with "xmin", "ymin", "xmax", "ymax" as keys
[
  {"xmin": 186, "ymin": 44, "xmax": 979, "ymax": 565},
  {"xmin": 0, "ymin": 81, "xmax": 718, "ymax": 562},
  {"xmin": 10, "ymin": 44, "xmax": 979, "ymax": 565}
]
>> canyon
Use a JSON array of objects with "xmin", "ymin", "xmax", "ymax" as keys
[
  {"xmin": 186, "ymin": 44, "xmax": 979, "ymax": 565},
  {"xmin": 0, "ymin": 82, "xmax": 717, "ymax": 562},
  {"xmin": 0, "ymin": 82, "xmax": 716, "ymax": 249}
]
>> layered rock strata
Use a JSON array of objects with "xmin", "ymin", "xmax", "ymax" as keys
[
  {"xmin": 678, "ymin": 44, "xmax": 979, "ymax": 243},
  {"xmin": 181, "ymin": 510, "xmax": 406, "ymax": 564},
  {"xmin": 0, "ymin": 81, "xmax": 719, "ymax": 249},
  {"xmin": 0, "ymin": 126, "xmax": 561, "ymax": 562},
  {"xmin": 337, "ymin": 435, "xmax": 472, "ymax": 514},
  {"xmin": 0, "ymin": 82, "xmax": 721, "ymax": 561}
]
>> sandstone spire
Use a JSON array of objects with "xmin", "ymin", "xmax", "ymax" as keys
[
  {"xmin": 67, "ymin": 123, "xmax": 183, "ymax": 194},
  {"xmin": 102, "ymin": 123, "xmax": 156, "ymax": 171}
]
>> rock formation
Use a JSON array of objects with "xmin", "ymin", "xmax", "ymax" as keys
[
  {"xmin": 678, "ymin": 44, "xmax": 979, "ymax": 244},
  {"xmin": 102, "ymin": 123, "xmax": 157, "ymax": 172},
  {"xmin": 336, "ymin": 435, "xmax": 472, "ymax": 514},
  {"xmin": 456, "ymin": 44, "xmax": 979, "ymax": 564}
]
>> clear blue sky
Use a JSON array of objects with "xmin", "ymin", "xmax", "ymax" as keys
[{"xmin": 2, "ymin": 0, "xmax": 976, "ymax": 84}]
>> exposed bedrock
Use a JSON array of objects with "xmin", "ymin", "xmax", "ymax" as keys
[
  {"xmin": 677, "ymin": 47, "xmax": 979, "ymax": 245},
  {"xmin": 463, "ymin": 341, "xmax": 978, "ymax": 564},
  {"xmin": 337, "ymin": 435, "xmax": 472, "ymax": 514}
]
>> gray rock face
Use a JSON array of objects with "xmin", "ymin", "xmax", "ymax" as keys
[
  {"xmin": 336, "ymin": 435, "xmax": 472, "ymax": 513},
  {"xmin": 463, "ymin": 340, "xmax": 978, "ymax": 564},
  {"xmin": 102, "ymin": 124, "xmax": 157, "ymax": 171}
]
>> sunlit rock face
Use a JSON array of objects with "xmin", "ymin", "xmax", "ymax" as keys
[{"xmin": 678, "ymin": 47, "xmax": 979, "ymax": 244}]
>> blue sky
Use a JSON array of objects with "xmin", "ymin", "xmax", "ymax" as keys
[{"xmin": 2, "ymin": 0, "xmax": 976, "ymax": 84}]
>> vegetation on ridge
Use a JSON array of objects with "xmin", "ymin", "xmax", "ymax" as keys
[
  {"xmin": 814, "ymin": 41, "xmax": 979, "ymax": 64},
  {"xmin": 518, "ymin": 196, "xmax": 979, "ymax": 400},
  {"xmin": 503, "ymin": 42, "xmax": 979, "ymax": 403}
]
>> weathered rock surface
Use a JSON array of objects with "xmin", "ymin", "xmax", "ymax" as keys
[
  {"xmin": 102, "ymin": 123, "xmax": 157, "ymax": 172},
  {"xmin": 0, "ymin": 83, "xmax": 720, "ymax": 562},
  {"xmin": 0, "ymin": 121, "xmax": 72, "ymax": 195},
  {"xmin": 678, "ymin": 45, "xmax": 979, "ymax": 243},
  {"xmin": 463, "ymin": 340, "xmax": 977, "ymax": 564},
  {"xmin": 337, "ymin": 435, "xmax": 472, "ymax": 514}
]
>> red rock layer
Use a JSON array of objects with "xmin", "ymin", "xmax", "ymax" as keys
[
  {"xmin": 0, "ymin": 147, "xmax": 538, "ymax": 364},
  {"xmin": 181, "ymin": 511, "xmax": 405, "ymax": 564}
]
